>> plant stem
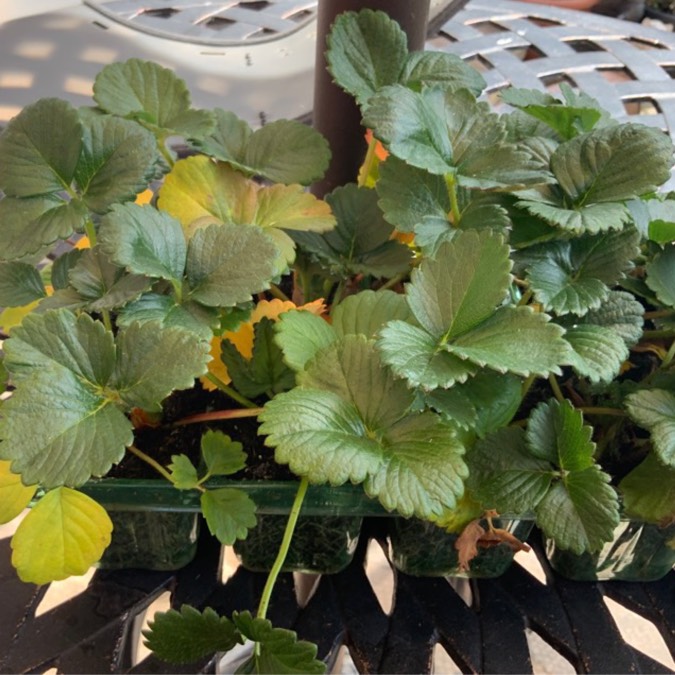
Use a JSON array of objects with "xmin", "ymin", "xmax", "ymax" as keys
[
  {"xmin": 577, "ymin": 406, "xmax": 626, "ymax": 417},
  {"xmin": 644, "ymin": 309, "xmax": 675, "ymax": 320},
  {"xmin": 128, "ymin": 444, "xmax": 175, "ymax": 483},
  {"xmin": 517, "ymin": 289, "xmax": 534, "ymax": 307},
  {"xmin": 268, "ymin": 284, "xmax": 291, "ymax": 302},
  {"xmin": 84, "ymin": 219, "xmax": 98, "ymax": 247},
  {"xmin": 174, "ymin": 407, "xmax": 264, "ymax": 426},
  {"xmin": 158, "ymin": 140, "xmax": 175, "ymax": 168},
  {"xmin": 206, "ymin": 373, "xmax": 259, "ymax": 409},
  {"xmin": 101, "ymin": 310, "xmax": 113, "ymax": 332},
  {"xmin": 643, "ymin": 330, "xmax": 675, "ymax": 339},
  {"xmin": 662, "ymin": 339, "xmax": 675, "ymax": 368},
  {"xmin": 521, "ymin": 374, "xmax": 536, "ymax": 400},
  {"xmin": 548, "ymin": 374, "xmax": 565, "ymax": 403},
  {"xmin": 378, "ymin": 272, "xmax": 407, "ymax": 292},
  {"xmin": 256, "ymin": 476, "xmax": 309, "ymax": 622},
  {"xmin": 445, "ymin": 174, "xmax": 461, "ymax": 226}
]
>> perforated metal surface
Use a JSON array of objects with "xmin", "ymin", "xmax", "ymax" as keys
[{"xmin": 85, "ymin": 0, "xmax": 318, "ymax": 45}]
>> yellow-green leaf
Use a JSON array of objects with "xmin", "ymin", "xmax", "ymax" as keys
[
  {"xmin": 11, "ymin": 487, "xmax": 113, "ymax": 584},
  {"xmin": 0, "ymin": 460, "xmax": 36, "ymax": 524}
]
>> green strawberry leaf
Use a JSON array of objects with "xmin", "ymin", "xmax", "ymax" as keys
[
  {"xmin": 99, "ymin": 203, "xmax": 187, "ymax": 282},
  {"xmin": 564, "ymin": 324, "xmax": 628, "ymax": 384},
  {"xmin": 525, "ymin": 229, "xmax": 640, "ymax": 316},
  {"xmin": 201, "ymin": 431, "xmax": 246, "ymax": 477},
  {"xmin": 326, "ymin": 9, "xmax": 408, "ymax": 107},
  {"xmin": 117, "ymin": 294, "xmax": 218, "ymax": 340},
  {"xmin": 467, "ymin": 426, "xmax": 554, "ymax": 513},
  {"xmin": 644, "ymin": 199, "xmax": 675, "ymax": 243},
  {"xmin": 0, "ymin": 98, "xmax": 82, "ymax": 197},
  {"xmin": 364, "ymin": 86, "xmax": 545, "ymax": 188},
  {"xmin": 526, "ymin": 399, "xmax": 595, "ymax": 470},
  {"xmin": 76, "ymin": 115, "xmax": 159, "ymax": 213},
  {"xmin": 518, "ymin": 198, "xmax": 631, "ymax": 235},
  {"xmin": 196, "ymin": 110, "xmax": 330, "ymax": 185},
  {"xmin": 399, "ymin": 51, "xmax": 485, "ymax": 96},
  {"xmin": 11, "ymin": 487, "xmax": 112, "ymax": 584},
  {"xmin": 144, "ymin": 606, "xmax": 241, "ymax": 664},
  {"xmin": 186, "ymin": 223, "xmax": 277, "ymax": 307},
  {"xmin": 51, "ymin": 249, "xmax": 85, "ymax": 290},
  {"xmin": 0, "ymin": 262, "xmax": 46, "ymax": 306},
  {"xmin": 626, "ymin": 389, "xmax": 675, "ymax": 467},
  {"xmin": 332, "ymin": 289, "xmax": 412, "ymax": 339},
  {"xmin": 200, "ymin": 488, "xmax": 257, "ymax": 544},
  {"xmin": 292, "ymin": 184, "xmax": 412, "ymax": 278},
  {"xmin": 571, "ymin": 290, "xmax": 644, "ymax": 347},
  {"xmin": 620, "ymin": 453, "xmax": 675, "ymax": 523},
  {"xmin": 61, "ymin": 248, "xmax": 151, "ymax": 311},
  {"xmin": 232, "ymin": 611, "xmax": 325, "ymax": 675},
  {"xmin": 260, "ymin": 336, "xmax": 468, "ymax": 518},
  {"xmin": 646, "ymin": 243, "xmax": 675, "ymax": 309},
  {"xmin": 93, "ymin": 58, "xmax": 215, "ymax": 139},
  {"xmin": 274, "ymin": 310, "xmax": 337, "ymax": 372},
  {"xmin": 169, "ymin": 454, "xmax": 200, "ymax": 490},
  {"xmin": 536, "ymin": 468, "xmax": 620, "ymax": 554},
  {"xmin": 377, "ymin": 320, "xmax": 478, "ymax": 390},
  {"xmin": 112, "ymin": 321, "xmax": 210, "ymax": 412},
  {"xmin": 551, "ymin": 123, "xmax": 673, "ymax": 205}
]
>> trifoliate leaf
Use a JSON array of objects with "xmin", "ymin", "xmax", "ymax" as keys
[
  {"xmin": 467, "ymin": 426, "xmax": 554, "ymax": 513},
  {"xmin": 0, "ymin": 368, "xmax": 132, "ymax": 487},
  {"xmin": 99, "ymin": 203, "xmax": 187, "ymax": 282},
  {"xmin": 196, "ymin": 110, "xmax": 330, "ymax": 185},
  {"xmin": 201, "ymin": 431, "xmax": 246, "ymax": 477},
  {"xmin": 646, "ymin": 244, "xmax": 675, "ymax": 309},
  {"xmin": 326, "ymin": 9, "xmax": 408, "ymax": 107},
  {"xmin": 11, "ymin": 487, "xmax": 112, "ymax": 584},
  {"xmin": 332, "ymin": 289, "xmax": 412, "ymax": 339},
  {"xmin": 551, "ymin": 123, "xmax": 673, "ymax": 205},
  {"xmin": 525, "ymin": 399, "xmax": 595, "ymax": 470},
  {"xmin": 169, "ymin": 455, "xmax": 200, "ymax": 490},
  {"xmin": 364, "ymin": 86, "xmax": 546, "ymax": 188},
  {"xmin": 292, "ymin": 184, "xmax": 412, "ymax": 278},
  {"xmin": 117, "ymin": 294, "xmax": 218, "ymax": 340},
  {"xmin": 76, "ymin": 115, "xmax": 159, "ymax": 213},
  {"xmin": 0, "ymin": 98, "xmax": 82, "ymax": 197},
  {"xmin": 232, "ymin": 611, "xmax": 325, "ymax": 675},
  {"xmin": 112, "ymin": 321, "xmax": 210, "ymax": 411},
  {"xmin": 564, "ymin": 324, "xmax": 628, "ymax": 383},
  {"xmin": 0, "ymin": 461, "xmax": 37, "ymax": 525},
  {"xmin": 93, "ymin": 58, "xmax": 215, "ymax": 138},
  {"xmin": 378, "ymin": 320, "xmax": 478, "ymax": 390},
  {"xmin": 261, "ymin": 337, "xmax": 468, "ymax": 518},
  {"xmin": 274, "ymin": 311, "xmax": 337, "ymax": 372},
  {"xmin": 620, "ymin": 453, "xmax": 675, "ymax": 523},
  {"xmin": 626, "ymin": 389, "xmax": 675, "ymax": 467},
  {"xmin": 536, "ymin": 468, "xmax": 619, "ymax": 554},
  {"xmin": 201, "ymin": 488, "xmax": 257, "ymax": 544},
  {"xmin": 144, "ymin": 606, "xmax": 241, "ymax": 664},
  {"xmin": 525, "ymin": 229, "xmax": 639, "ymax": 316},
  {"xmin": 0, "ymin": 262, "xmax": 46, "ymax": 307},
  {"xmin": 186, "ymin": 223, "xmax": 277, "ymax": 307},
  {"xmin": 65, "ymin": 248, "xmax": 151, "ymax": 311}
]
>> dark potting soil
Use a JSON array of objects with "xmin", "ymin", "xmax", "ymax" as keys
[{"xmin": 108, "ymin": 383, "xmax": 294, "ymax": 481}]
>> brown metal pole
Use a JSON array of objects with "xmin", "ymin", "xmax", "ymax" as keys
[{"xmin": 311, "ymin": 0, "xmax": 431, "ymax": 197}]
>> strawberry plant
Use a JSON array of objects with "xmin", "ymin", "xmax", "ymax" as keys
[{"xmin": 1, "ymin": 6, "xmax": 675, "ymax": 672}]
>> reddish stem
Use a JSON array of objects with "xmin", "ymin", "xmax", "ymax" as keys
[{"xmin": 174, "ymin": 407, "xmax": 264, "ymax": 426}]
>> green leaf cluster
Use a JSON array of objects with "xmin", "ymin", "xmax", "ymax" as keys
[
  {"xmin": 468, "ymin": 399, "xmax": 620, "ymax": 553},
  {"xmin": 144, "ymin": 608, "xmax": 325, "ymax": 673}
]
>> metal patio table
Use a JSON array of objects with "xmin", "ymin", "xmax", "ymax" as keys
[{"xmin": 1, "ymin": 1, "xmax": 674, "ymax": 673}]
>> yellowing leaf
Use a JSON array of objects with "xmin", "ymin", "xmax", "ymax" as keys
[
  {"xmin": 0, "ymin": 301, "xmax": 41, "ymax": 333},
  {"xmin": 74, "ymin": 236, "xmax": 91, "ymax": 250},
  {"xmin": 135, "ymin": 189, "xmax": 154, "ymax": 205},
  {"xmin": 202, "ymin": 299, "xmax": 326, "ymax": 390},
  {"xmin": 11, "ymin": 487, "xmax": 113, "ymax": 584},
  {"xmin": 0, "ymin": 461, "xmax": 36, "ymax": 524}
]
